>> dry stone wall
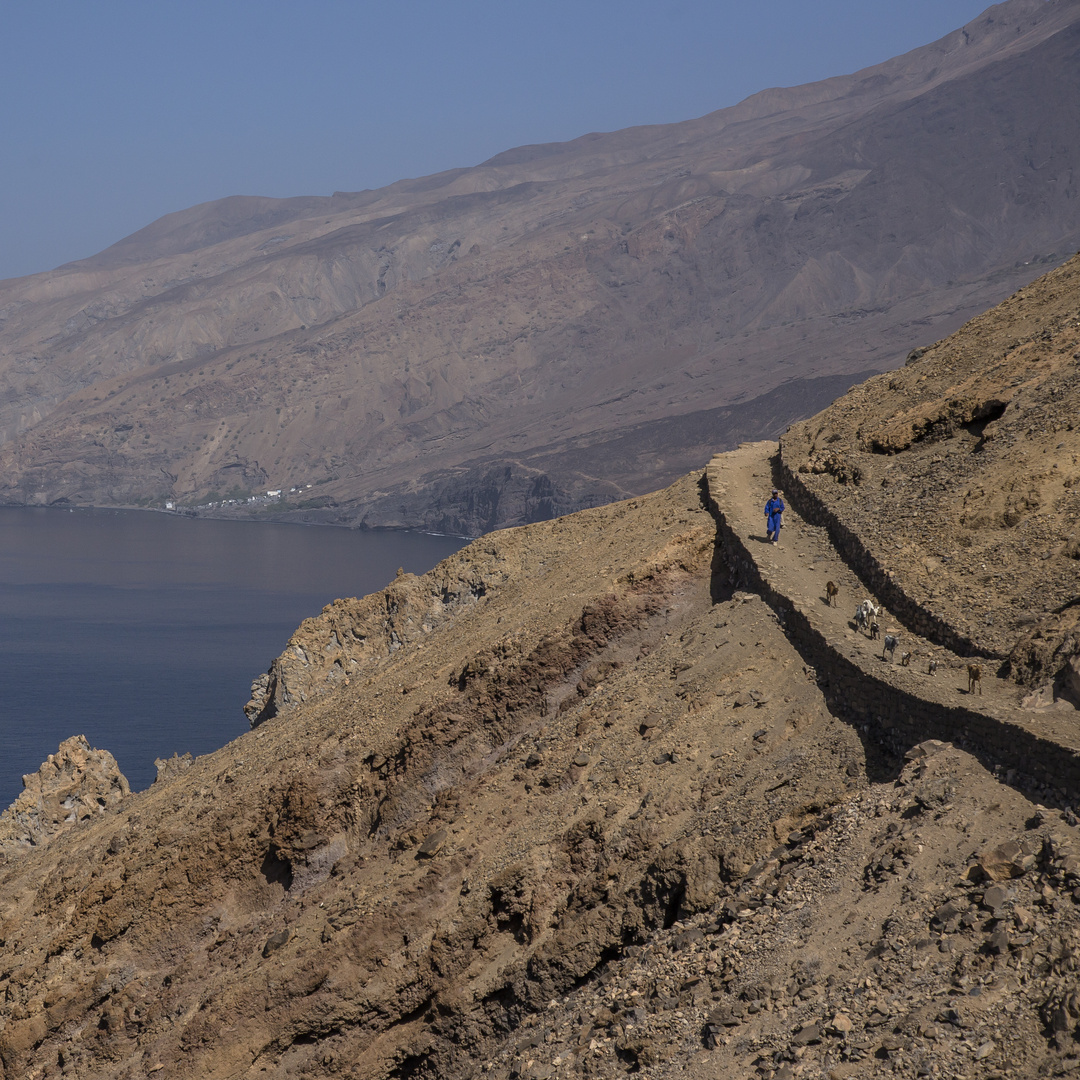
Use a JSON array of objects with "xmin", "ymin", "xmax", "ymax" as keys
[
  {"xmin": 706, "ymin": 474, "xmax": 1080, "ymax": 806},
  {"xmin": 776, "ymin": 450, "xmax": 996, "ymax": 660}
]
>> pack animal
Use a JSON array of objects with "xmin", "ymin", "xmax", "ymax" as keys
[
  {"xmin": 826, "ymin": 581, "xmax": 839, "ymax": 606},
  {"xmin": 882, "ymin": 634, "xmax": 900, "ymax": 662},
  {"xmin": 967, "ymin": 664, "xmax": 982, "ymax": 695},
  {"xmin": 928, "ymin": 660, "xmax": 938, "ymax": 676},
  {"xmin": 900, "ymin": 651, "xmax": 911, "ymax": 667},
  {"xmin": 870, "ymin": 620, "xmax": 881, "ymax": 641},
  {"xmin": 854, "ymin": 600, "xmax": 880, "ymax": 635}
]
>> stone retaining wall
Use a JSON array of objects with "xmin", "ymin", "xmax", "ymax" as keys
[
  {"xmin": 775, "ymin": 448, "xmax": 997, "ymax": 661},
  {"xmin": 705, "ymin": 474, "xmax": 1080, "ymax": 806}
]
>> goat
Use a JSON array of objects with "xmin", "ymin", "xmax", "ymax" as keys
[
  {"xmin": 870, "ymin": 620, "xmax": 881, "ymax": 641},
  {"xmin": 855, "ymin": 599, "xmax": 880, "ymax": 635},
  {"xmin": 826, "ymin": 580, "xmax": 839, "ymax": 606},
  {"xmin": 882, "ymin": 633, "xmax": 899, "ymax": 662},
  {"xmin": 967, "ymin": 664, "xmax": 982, "ymax": 695},
  {"xmin": 928, "ymin": 660, "xmax": 938, "ymax": 676},
  {"xmin": 900, "ymin": 651, "xmax": 911, "ymax": 667}
]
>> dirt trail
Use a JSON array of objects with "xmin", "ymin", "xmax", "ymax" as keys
[{"xmin": 706, "ymin": 442, "xmax": 1080, "ymax": 781}]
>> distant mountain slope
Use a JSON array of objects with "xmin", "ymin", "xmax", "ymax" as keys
[{"xmin": 1, "ymin": 0, "xmax": 1079, "ymax": 532}]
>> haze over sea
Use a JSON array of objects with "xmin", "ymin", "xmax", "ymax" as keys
[{"xmin": 0, "ymin": 508, "xmax": 465, "ymax": 808}]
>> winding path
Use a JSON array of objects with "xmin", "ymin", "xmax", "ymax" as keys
[{"xmin": 705, "ymin": 442, "xmax": 1080, "ymax": 803}]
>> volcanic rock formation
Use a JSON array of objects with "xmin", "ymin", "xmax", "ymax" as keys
[
  {"xmin": 0, "ymin": 735, "xmax": 130, "ymax": 859},
  {"xmin": 1, "ymin": 0, "xmax": 1080, "ymax": 531}
]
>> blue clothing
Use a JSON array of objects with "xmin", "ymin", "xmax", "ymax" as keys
[{"xmin": 765, "ymin": 496, "xmax": 785, "ymax": 539}]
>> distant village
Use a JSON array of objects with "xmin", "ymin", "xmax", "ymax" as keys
[{"xmin": 164, "ymin": 484, "xmax": 314, "ymax": 513}]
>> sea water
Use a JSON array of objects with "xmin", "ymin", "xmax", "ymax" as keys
[{"xmin": 0, "ymin": 507, "xmax": 467, "ymax": 807}]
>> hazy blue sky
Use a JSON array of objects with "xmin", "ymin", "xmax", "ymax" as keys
[{"xmin": 1, "ymin": 0, "xmax": 997, "ymax": 281}]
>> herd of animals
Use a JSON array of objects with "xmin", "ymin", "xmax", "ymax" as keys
[{"xmin": 824, "ymin": 581, "xmax": 982, "ymax": 694}]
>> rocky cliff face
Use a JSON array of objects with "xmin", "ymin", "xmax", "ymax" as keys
[
  {"xmin": 0, "ymin": 736, "xmax": 129, "ymax": 860},
  {"xmin": 244, "ymin": 554, "xmax": 510, "ymax": 726},
  {"xmin": 1, "ymin": 1, "xmax": 1079, "ymax": 531}
]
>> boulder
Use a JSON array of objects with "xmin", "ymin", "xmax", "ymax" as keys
[
  {"xmin": 153, "ymin": 751, "xmax": 194, "ymax": 783},
  {"xmin": 977, "ymin": 839, "xmax": 1036, "ymax": 881}
]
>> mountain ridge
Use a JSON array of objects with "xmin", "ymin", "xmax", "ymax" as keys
[{"xmin": 1, "ymin": 0, "xmax": 1078, "ymax": 533}]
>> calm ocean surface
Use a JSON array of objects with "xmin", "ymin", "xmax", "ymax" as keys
[{"xmin": 0, "ymin": 507, "xmax": 467, "ymax": 808}]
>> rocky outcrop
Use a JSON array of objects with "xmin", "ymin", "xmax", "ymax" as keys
[
  {"xmin": 0, "ymin": 735, "xmax": 129, "ymax": 859},
  {"xmin": 244, "ymin": 551, "xmax": 512, "ymax": 726},
  {"xmin": 153, "ymin": 751, "xmax": 194, "ymax": 783},
  {"xmin": 1007, "ymin": 609, "xmax": 1080, "ymax": 708}
]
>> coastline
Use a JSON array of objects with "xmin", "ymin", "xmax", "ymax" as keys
[
  {"xmin": 0, "ymin": 499, "xmax": 478, "ymax": 540},
  {"xmin": 0, "ymin": 508, "xmax": 471, "ymax": 805}
]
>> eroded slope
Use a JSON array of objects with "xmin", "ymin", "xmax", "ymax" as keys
[
  {"xmin": 4, "ymin": 469, "xmax": 1080, "ymax": 1079},
  {"xmin": 0, "ymin": 473, "xmax": 855, "ymax": 1080}
]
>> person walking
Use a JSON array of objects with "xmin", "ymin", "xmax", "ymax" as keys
[{"xmin": 765, "ymin": 489, "xmax": 785, "ymax": 544}]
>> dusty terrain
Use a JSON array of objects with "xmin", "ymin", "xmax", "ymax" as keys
[
  {"xmin": 781, "ymin": 251, "xmax": 1080, "ymax": 699},
  {"xmin": 1, "ymin": 0, "xmax": 1079, "ymax": 531},
  {"xmin": 5, "ymin": 369, "xmax": 1080, "ymax": 1078},
  {"xmin": 3, "ymin": 11, "xmax": 1080, "ymax": 1070}
]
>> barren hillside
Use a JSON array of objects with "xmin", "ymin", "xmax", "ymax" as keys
[
  {"xmin": 1, "ymin": 0, "xmax": 1079, "ymax": 532},
  {"xmin": 781, "ymin": 251, "xmax": 1080, "ymax": 699},
  {"xmin": 5, "ymin": 239, "xmax": 1080, "ymax": 1077}
]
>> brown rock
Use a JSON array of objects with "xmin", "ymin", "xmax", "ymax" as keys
[
  {"xmin": 978, "ymin": 840, "xmax": 1036, "ymax": 881},
  {"xmin": 417, "ymin": 829, "xmax": 448, "ymax": 857},
  {"xmin": 0, "ymin": 735, "xmax": 129, "ymax": 857},
  {"xmin": 792, "ymin": 1022, "xmax": 822, "ymax": 1046},
  {"xmin": 828, "ymin": 1013, "xmax": 854, "ymax": 1036},
  {"xmin": 262, "ymin": 929, "xmax": 290, "ymax": 957},
  {"xmin": 982, "ymin": 884, "xmax": 1011, "ymax": 913},
  {"xmin": 153, "ymin": 751, "xmax": 194, "ymax": 783}
]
